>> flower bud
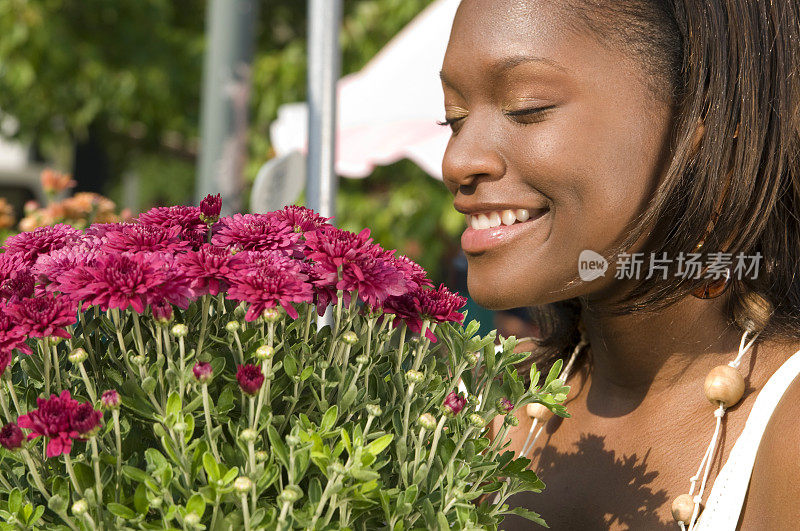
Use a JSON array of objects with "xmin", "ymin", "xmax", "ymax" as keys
[
  {"xmin": 68, "ymin": 348, "xmax": 88, "ymax": 365},
  {"xmin": 317, "ymin": 359, "xmax": 330, "ymax": 370},
  {"xmin": 262, "ymin": 308, "xmax": 282, "ymax": 323},
  {"xmin": 418, "ymin": 413, "xmax": 436, "ymax": 430},
  {"xmin": 240, "ymin": 428, "xmax": 257, "ymax": 443},
  {"xmin": 171, "ymin": 324, "xmax": 188, "ymax": 338},
  {"xmin": 131, "ymin": 354, "xmax": 147, "ymax": 366},
  {"xmin": 405, "ymin": 370, "xmax": 424, "ymax": 384},
  {"xmin": 71, "ymin": 499, "xmax": 88, "ymax": 516},
  {"xmin": 341, "ymin": 331, "xmax": 358, "ymax": 345},
  {"xmin": 236, "ymin": 364, "xmax": 264, "ymax": 396},
  {"xmin": 255, "ymin": 450, "xmax": 269, "ymax": 462},
  {"xmin": 365, "ymin": 404, "xmax": 382, "ymax": 417},
  {"xmin": 496, "ymin": 397, "xmax": 514, "ymax": 414},
  {"xmin": 184, "ymin": 513, "xmax": 201, "ymax": 527},
  {"xmin": 443, "ymin": 391, "xmax": 467, "ymax": 416},
  {"xmin": 173, "ymin": 422, "xmax": 187, "ymax": 433},
  {"xmin": 355, "ymin": 354, "xmax": 369, "ymax": 365},
  {"xmin": 199, "ymin": 193, "xmax": 222, "ymax": 224},
  {"xmin": 0, "ymin": 423, "xmax": 24, "ymax": 451},
  {"xmin": 234, "ymin": 476, "xmax": 253, "ymax": 494},
  {"xmin": 285, "ymin": 435, "xmax": 301, "ymax": 447},
  {"xmin": 468, "ymin": 413, "xmax": 485, "ymax": 428},
  {"xmin": 192, "ymin": 361, "xmax": 213, "ymax": 384},
  {"xmin": 466, "ymin": 351, "xmax": 480, "ymax": 368},
  {"xmin": 255, "ymin": 345, "xmax": 274, "ymax": 361},
  {"xmin": 149, "ymin": 496, "xmax": 163, "ymax": 508},
  {"xmin": 278, "ymin": 485, "xmax": 303, "ymax": 503},
  {"xmin": 100, "ymin": 390, "xmax": 121, "ymax": 410},
  {"xmin": 225, "ymin": 321, "xmax": 240, "ymax": 333},
  {"xmin": 504, "ymin": 414, "xmax": 520, "ymax": 427}
]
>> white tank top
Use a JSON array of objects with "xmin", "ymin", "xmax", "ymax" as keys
[{"xmin": 694, "ymin": 347, "xmax": 800, "ymax": 530}]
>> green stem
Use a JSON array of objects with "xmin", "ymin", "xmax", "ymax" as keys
[
  {"xmin": 90, "ymin": 438, "xmax": 104, "ymax": 518},
  {"xmin": 0, "ymin": 384, "xmax": 12, "ymax": 422},
  {"xmin": 425, "ymin": 415, "xmax": 448, "ymax": 471},
  {"xmin": 21, "ymin": 449, "xmax": 49, "ymax": 497},
  {"xmin": 64, "ymin": 454, "xmax": 82, "ymax": 494},
  {"xmin": 112, "ymin": 410, "xmax": 122, "ymax": 502},
  {"xmin": 202, "ymin": 385, "xmax": 221, "ymax": 461},
  {"xmin": 241, "ymin": 494, "xmax": 251, "ymax": 531},
  {"xmin": 432, "ymin": 426, "xmax": 475, "ymax": 492},
  {"xmin": 196, "ymin": 295, "xmax": 211, "ymax": 358},
  {"xmin": 42, "ymin": 340, "xmax": 51, "ymax": 397},
  {"xmin": 52, "ymin": 343, "xmax": 62, "ymax": 392},
  {"xmin": 78, "ymin": 363, "xmax": 97, "ymax": 404}
]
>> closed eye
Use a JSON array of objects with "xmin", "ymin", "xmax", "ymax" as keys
[{"xmin": 504, "ymin": 106, "xmax": 556, "ymax": 124}]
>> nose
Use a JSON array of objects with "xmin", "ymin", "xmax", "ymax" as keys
[{"xmin": 441, "ymin": 120, "xmax": 506, "ymax": 192}]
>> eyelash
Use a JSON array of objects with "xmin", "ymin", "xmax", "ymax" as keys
[{"xmin": 437, "ymin": 106, "xmax": 555, "ymax": 130}]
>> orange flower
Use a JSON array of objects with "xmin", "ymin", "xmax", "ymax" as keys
[
  {"xmin": 40, "ymin": 169, "xmax": 76, "ymax": 196},
  {"xmin": 0, "ymin": 198, "xmax": 14, "ymax": 230}
]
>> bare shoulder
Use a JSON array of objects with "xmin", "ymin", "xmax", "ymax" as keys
[{"xmin": 738, "ymin": 355, "xmax": 800, "ymax": 528}]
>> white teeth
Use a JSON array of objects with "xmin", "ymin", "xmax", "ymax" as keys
[{"xmin": 467, "ymin": 208, "xmax": 536, "ymax": 230}]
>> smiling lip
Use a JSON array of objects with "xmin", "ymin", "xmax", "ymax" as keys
[{"xmin": 460, "ymin": 208, "xmax": 549, "ymax": 254}]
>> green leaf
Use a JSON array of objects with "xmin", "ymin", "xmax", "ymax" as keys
[
  {"xmin": 300, "ymin": 366, "xmax": 313, "ymax": 381},
  {"xmin": 122, "ymin": 466, "xmax": 149, "ymax": 484},
  {"xmin": 509, "ymin": 507, "xmax": 548, "ymax": 527},
  {"xmin": 203, "ymin": 452, "xmax": 220, "ymax": 482},
  {"xmin": 8, "ymin": 489, "xmax": 21, "ymax": 514},
  {"xmin": 268, "ymin": 424, "xmax": 290, "ymax": 468},
  {"xmin": 166, "ymin": 391, "xmax": 182, "ymax": 418},
  {"xmin": 186, "ymin": 494, "xmax": 205, "ymax": 517},
  {"xmin": 134, "ymin": 484, "xmax": 149, "ymax": 515},
  {"xmin": 283, "ymin": 355, "xmax": 297, "ymax": 378},
  {"xmin": 544, "ymin": 359, "xmax": 563, "ymax": 387},
  {"xmin": 321, "ymin": 405, "xmax": 338, "ymax": 432},
  {"xmin": 107, "ymin": 503, "xmax": 137, "ymax": 520},
  {"xmin": 27, "ymin": 505, "xmax": 44, "ymax": 525}
]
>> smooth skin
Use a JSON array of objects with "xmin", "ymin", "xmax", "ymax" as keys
[{"xmin": 440, "ymin": 1, "xmax": 800, "ymax": 529}]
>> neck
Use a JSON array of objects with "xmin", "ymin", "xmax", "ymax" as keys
[{"xmin": 578, "ymin": 294, "xmax": 744, "ymax": 413}]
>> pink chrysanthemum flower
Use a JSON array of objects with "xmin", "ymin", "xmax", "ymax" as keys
[
  {"xmin": 60, "ymin": 252, "xmax": 192, "ymax": 315},
  {"xmin": 103, "ymin": 224, "xmax": 190, "ymax": 253},
  {"xmin": 3, "ymin": 224, "xmax": 82, "ymax": 263},
  {"xmin": 0, "ymin": 350, "xmax": 11, "ymax": 377},
  {"xmin": 226, "ymin": 251, "xmax": 313, "ymax": 320},
  {"xmin": 6, "ymin": 293, "xmax": 77, "ymax": 339},
  {"xmin": 0, "ymin": 267, "xmax": 35, "ymax": 302},
  {"xmin": 84, "ymin": 222, "xmax": 132, "ymax": 238},
  {"xmin": 0, "ymin": 313, "xmax": 31, "ymax": 359},
  {"xmin": 138, "ymin": 205, "xmax": 209, "ymax": 248},
  {"xmin": 418, "ymin": 284, "xmax": 467, "ymax": 325},
  {"xmin": 17, "ymin": 390, "xmax": 102, "ymax": 457},
  {"xmin": 303, "ymin": 226, "xmax": 408, "ymax": 308},
  {"xmin": 33, "ymin": 245, "xmax": 100, "ymax": 292},
  {"xmin": 0, "ymin": 422, "xmax": 23, "ymax": 451},
  {"xmin": 178, "ymin": 244, "xmax": 234, "ymax": 296},
  {"xmin": 271, "ymin": 205, "xmax": 330, "ymax": 232},
  {"xmin": 236, "ymin": 364, "xmax": 264, "ymax": 395},
  {"xmin": 387, "ymin": 253, "xmax": 433, "ymax": 290},
  {"xmin": 384, "ymin": 285, "xmax": 466, "ymax": 342},
  {"xmin": 0, "ymin": 253, "xmax": 27, "ymax": 289},
  {"xmin": 212, "ymin": 213, "xmax": 303, "ymax": 255},
  {"xmin": 193, "ymin": 361, "xmax": 213, "ymax": 384}
]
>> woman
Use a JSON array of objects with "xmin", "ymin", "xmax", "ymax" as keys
[{"xmin": 439, "ymin": 0, "xmax": 800, "ymax": 529}]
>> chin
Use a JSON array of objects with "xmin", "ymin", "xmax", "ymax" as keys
[{"xmin": 466, "ymin": 261, "xmax": 586, "ymax": 310}]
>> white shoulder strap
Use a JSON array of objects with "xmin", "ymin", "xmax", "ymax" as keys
[{"xmin": 694, "ymin": 348, "xmax": 800, "ymax": 530}]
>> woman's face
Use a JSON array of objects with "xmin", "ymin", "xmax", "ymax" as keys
[{"xmin": 441, "ymin": 0, "xmax": 675, "ymax": 309}]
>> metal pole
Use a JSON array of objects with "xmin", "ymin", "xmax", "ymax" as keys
[
  {"xmin": 196, "ymin": 0, "xmax": 258, "ymax": 214},
  {"xmin": 306, "ymin": 0, "xmax": 342, "ymax": 222},
  {"xmin": 307, "ymin": 0, "xmax": 343, "ymax": 329}
]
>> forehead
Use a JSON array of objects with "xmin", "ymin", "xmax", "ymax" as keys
[{"xmin": 447, "ymin": 0, "xmax": 571, "ymax": 59}]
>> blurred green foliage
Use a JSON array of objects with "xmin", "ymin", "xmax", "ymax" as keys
[{"xmin": 0, "ymin": 0, "xmax": 465, "ymax": 282}]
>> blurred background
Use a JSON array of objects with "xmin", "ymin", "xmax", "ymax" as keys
[{"xmin": 0, "ymin": 0, "xmax": 537, "ymax": 338}]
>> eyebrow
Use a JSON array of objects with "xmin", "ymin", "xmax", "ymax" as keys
[{"xmin": 440, "ymin": 54, "xmax": 568, "ymax": 88}]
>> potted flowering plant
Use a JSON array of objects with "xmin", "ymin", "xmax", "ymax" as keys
[{"xmin": 0, "ymin": 196, "xmax": 570, "ymax": 530}]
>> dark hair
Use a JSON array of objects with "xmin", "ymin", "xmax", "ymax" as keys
[{"xmin": 524, "ymin": 0, "xmax": 800, "ymax": 375}]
